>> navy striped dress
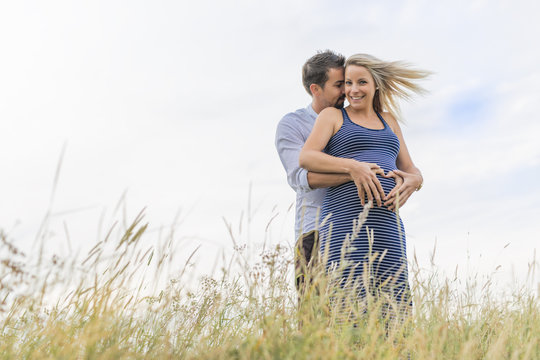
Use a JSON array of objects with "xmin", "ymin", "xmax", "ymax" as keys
[{"xmin": 319, "ymin": 108, "xmax": 410, "ymax": 303}]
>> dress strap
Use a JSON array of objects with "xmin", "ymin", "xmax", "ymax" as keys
[
  {"xmin": 375, "ymin": 112, "xmax": 389, "ymax": 130},
  {"xmin": 341, "ymin": 108, "xmax": 353, "ymax": 124}
]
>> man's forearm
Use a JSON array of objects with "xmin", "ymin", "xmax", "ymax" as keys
[{"xmin": 307, "ymin": 172, "xmax": 351, "ymax": 189}]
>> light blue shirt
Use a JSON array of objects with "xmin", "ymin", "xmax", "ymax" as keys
[{"xmin": 275, "ymin": 104, "xmax": 327, "ymax": 240}]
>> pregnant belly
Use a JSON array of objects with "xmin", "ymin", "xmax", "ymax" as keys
[
  {"xmin": 323, "ymin": 173, "xmax": 396, "ymax": 211},
  {"xmin": 378, "ymin": 174, "xmax": 397, "ymax": 196},
  {"xmin": 348, "ymin": 154, "xmax": 397, "ymax": 194}
]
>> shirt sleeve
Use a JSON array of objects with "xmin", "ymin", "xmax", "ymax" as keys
[{"xmin": 275, "ymin": 116, "xmax": 312, "ymax": 192}]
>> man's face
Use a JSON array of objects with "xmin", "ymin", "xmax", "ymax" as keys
[{"xmin": 319, "ymin": 67, "xmax": 345, "ymax": 109}]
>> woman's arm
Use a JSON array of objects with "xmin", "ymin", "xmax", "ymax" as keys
[
  {"xmin": 299, "ymin": 107, "xmax": 386, "ymax": 206},
  {"xmin": 307, "ymin": 172, "xmax": 352, "ymax": 189},
  {"xmin": 383, "ymin": 112, "xmax": 423, "ymax": 211},
  {"xmin": 275, "ymin": 113, "xmax": 352, "ymax": 191}
]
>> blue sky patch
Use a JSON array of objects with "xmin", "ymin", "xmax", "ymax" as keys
[{"xmin": 446, "ymin": 90, "xmax": 492, "ymax": 130}]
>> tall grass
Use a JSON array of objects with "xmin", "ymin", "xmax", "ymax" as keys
[{"xmin": 0, "ymin": 209, "xmax": 538, "ymax": 359}]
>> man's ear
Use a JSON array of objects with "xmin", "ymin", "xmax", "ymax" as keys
[{"xmin": 309, "ymin": 83, "xmax": 320, "ymax": 97}]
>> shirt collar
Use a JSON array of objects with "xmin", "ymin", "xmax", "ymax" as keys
[{"xmin": 306, "ymin": 103, "xmax": 318, "ymax": 120}]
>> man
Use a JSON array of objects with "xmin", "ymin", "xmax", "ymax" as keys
[{"xmin": 275, "ymin": 50, "xmax": 353, "ymax": 292}]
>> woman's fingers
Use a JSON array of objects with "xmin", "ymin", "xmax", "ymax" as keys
[
  {"xmin": 394, "ymin": 169, "xmax": 409, "ymax": 177},
  {"xmin": 387, "ymin": 195, "xmax": 400, "ymax": 211},
  {"xmin": 363, "ymin": 181, "xmax": 374, "ymax": 205},
  {"xmin": 374, "ymin": 179, "xmax": 385, "ymax": 206},
  {"xmin": 357, "ymin": 184, "xmax": 365, "ymax": 206},
  {"xmin": 368, "ymin": 163, "xmax": 382, "ymax": 170},
  {"xmin": 393, "ymin": 173, "xmax": 404, "ymax": 187},
  {"xmin": 366, "ymin": 168, "xmax": 385, "ymax": 205},
  {"xmin": 385, "ymin": 184, "xmax": 401, "ymax": 209},
  {"xmin": 350, "ymin": 161, "xmax": 386, "ymax": 207},
  {"xmin": 384, "ymin": 171, "xmax": 404, "ymax": 200},
  {"xmin": 382, "ymin": 170, "xmax": 422, "ymax": 211},
  {"xmin": 382, "ymin": 170, "xmax": 394, "ymax": 178},
  {"xmin": 366, "ymin": 179, "xmax": 383, "ymax": 207},
  {"xmin": 387, "ymin": 188, "xmax": 413, "ymax": 211}
]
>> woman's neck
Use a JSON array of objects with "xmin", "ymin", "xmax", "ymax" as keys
[{"xmin": 346, "ymin": 106, "xmax": 377, "ymax": 119}]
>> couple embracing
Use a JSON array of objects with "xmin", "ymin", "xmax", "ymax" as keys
[{"xmin": 275, "ymin": 50, "xmax": 428, "ymax": 313}]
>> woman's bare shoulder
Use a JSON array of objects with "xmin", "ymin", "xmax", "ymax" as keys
[
  {"xmin": 316, "ymin": 107, "xmax": 343, "ymax": 134},
  {"xmin": 316, "ymin": 107, "xmax": 342, "ymax": 125},
  {"xmin": 381, "ymin": 111, "xmax": 400, "ymax": 133},
  {"xmin": 319, "ymin": 107, "xmax": 342, "ymax": 117}
]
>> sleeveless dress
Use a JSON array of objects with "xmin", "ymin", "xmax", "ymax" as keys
[{"xmin": 319, "ymin": 108, "xmax": 410, "ymax": 304}]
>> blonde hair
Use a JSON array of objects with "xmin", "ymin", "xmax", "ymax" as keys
[{"xmin": 345, "ymin": 53, "xmax": 431, "ymax": 120}]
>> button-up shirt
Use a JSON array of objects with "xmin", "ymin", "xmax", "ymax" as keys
[{"xmin": 275, "ymin": 104, "xmax": 326, "ymax": 240}]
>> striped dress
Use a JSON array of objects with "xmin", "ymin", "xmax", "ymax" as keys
[{"xmin": 319, "ymin": 108, "xmax": 410, "ymax": 304}]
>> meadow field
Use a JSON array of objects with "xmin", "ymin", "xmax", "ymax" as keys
[{"xmin": 0, "ymin": 209, "xmax": 538, "ymax": 360}]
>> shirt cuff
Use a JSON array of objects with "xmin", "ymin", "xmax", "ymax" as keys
[{"xmin": 298, "ymin": 168, "xmax": 312, "ymax": 191}]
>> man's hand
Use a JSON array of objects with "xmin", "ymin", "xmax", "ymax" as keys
[
  {"xmin": 349, "ymin": 161, "xmax": 385, "ymax": 207},
  {"xmin": 383, "ymin": 169, "xmax": 423, "ymax": 211}
]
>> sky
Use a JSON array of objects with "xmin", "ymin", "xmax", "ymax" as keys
[{"xmin": 1, "ymin": 0, "xmax": 539, "ymax": 292}]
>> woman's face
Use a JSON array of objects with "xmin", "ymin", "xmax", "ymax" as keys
[{"xmin": 345, "ymin": 65, "xmax": 376, "ymax": 111}]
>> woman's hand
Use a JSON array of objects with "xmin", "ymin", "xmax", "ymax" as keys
[
  {"xmin": 348, "ymin": 160, "xmax": 386, "ymax": 207},
  {"xmin": 383, "ymin": 169, "xmax": 422, "ymax": 211},
  {"xmin": 383, "ymin": 171, "xmax": 404, "ymax": 199}
]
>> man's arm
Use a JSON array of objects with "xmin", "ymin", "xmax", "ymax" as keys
[
  {"xmin": 275, "ymin": 118, "xmax": 312, "ymax": 192},
  {"xmin": 307, "ymin": 172, "xmax": 351, "ymax": 189}
]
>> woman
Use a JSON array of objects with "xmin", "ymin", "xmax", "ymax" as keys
[{"xmin": 299, "ymin": 54, "xmax": 428, "ymax": 311}]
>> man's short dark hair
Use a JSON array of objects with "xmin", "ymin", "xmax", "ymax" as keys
[{"xmin": 302, "ymin": 50, "xmax": 345, "ymax": 96}]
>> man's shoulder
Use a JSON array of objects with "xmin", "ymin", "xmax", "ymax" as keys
[
  {"xmin": 279, "ymin": 107, "xmax": 309, "ymax": 123},
  {"xmin": 277, "ymin": 106, "xmax": 314, "ymax": 130}
]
